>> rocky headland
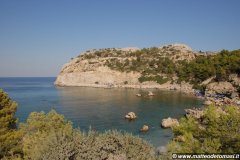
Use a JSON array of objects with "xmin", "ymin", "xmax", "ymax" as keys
[
  {"xmin": 55, "ymin": 43, "xmax": 240, "ymax": 105},
  {"xmin": 55, "ymin": 44, "xmax": 201, "ymax": 91}
]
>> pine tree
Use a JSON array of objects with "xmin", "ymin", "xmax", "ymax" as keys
[
  {"xmin": 168, "ymin": 105, "xmax": 240, "ymax": 154},
  {"xmin": 0, "ymin": 89, "xmax": 20, "ymax": 158}
]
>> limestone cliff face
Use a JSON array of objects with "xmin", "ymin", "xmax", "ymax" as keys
[
  {"xmin": 55, "ymin": 44, "xmax": 197, "ymax": 92},
  {"xmin": 55, "ymin": 66, "xmax": 141, "ymax": 87}
]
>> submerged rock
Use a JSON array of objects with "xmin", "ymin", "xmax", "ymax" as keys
[
  {"xmin": 136, "ymin": 93, "xmax": 141, "ymax": 97},
  {"xmin": 140, "ymin": 125, "xmax": 149, "ymax": 132},
  {"xmin": 161, "ymin": 117, "xmax": 179, "ymax": 128},
  {"xmin": 148, "ymin": 91, "xmax": 154, "ymax": 96}
]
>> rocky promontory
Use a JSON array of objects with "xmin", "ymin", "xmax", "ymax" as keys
[
  {"xmin": 55, "ymin": 44, "xmax": 199, "ymax": 92},
  {"xmin": 55, "ymin": 44, "xmax": 240, "ymax": 98}
]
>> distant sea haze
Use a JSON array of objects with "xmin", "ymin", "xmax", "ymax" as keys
[{"xmin": 0, "ymin": 77, "xmax": 203, "ymax": 147}]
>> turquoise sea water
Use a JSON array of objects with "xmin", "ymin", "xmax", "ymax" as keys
[{"xmin": 0, "ymin": 77, "xmax": 203, "ymax": 147}]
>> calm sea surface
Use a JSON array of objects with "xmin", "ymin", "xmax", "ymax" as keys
[{"xmin": 0, "ymin": 77, "xmax": 203, "ymax": 147}]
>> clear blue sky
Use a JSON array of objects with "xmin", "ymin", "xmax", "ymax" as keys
[{"xmin": 0, "ymin": 0, "xmax": 240, "ymax": 77}]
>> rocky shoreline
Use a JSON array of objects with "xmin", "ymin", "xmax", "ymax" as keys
[
  {"xmin": 55, "ymin": 81, "xmax": 195, "ymax": 93},
  {"xmin": 55, "ymin": 77, "xmax": 239, "ymax": 106}
]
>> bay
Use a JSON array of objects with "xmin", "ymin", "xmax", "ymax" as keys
[{"xmin": 0, "ymin": 77, "xmax": 203, "ymax": 147}]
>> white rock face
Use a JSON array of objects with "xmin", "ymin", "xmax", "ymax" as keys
[
  {"xmin": 55, "ymin": 68, "xmax": 194, "ymax": 92},
  {"xmin": 170, "ymin": 43, "xmax": 193, "ymax": 51},
  {"xmin": 120, "ymin": 47, "xmax": 139, "ymax": 52},
  {"xmin": 55, "ymin": 68, "xmax": 194, "ymax": 93},
  {"xmin": 55, "ymin": 66, "xmax": 141, "ymax": 87}
]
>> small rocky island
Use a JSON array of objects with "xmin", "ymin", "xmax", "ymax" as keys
[{"xmin": 55, "ymin": 43, "xmax": 240, "ymax": 105}]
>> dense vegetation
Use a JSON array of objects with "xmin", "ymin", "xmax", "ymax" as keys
[
  {"xmin": 80, "ymin": 47, "xmax": 240, "ymax": 88},
  {"xmin": 20, "ymin": 111, "xmax": 155, "ymax": 160},
  {"xmin": 168, "ymin": 105, "xmax": 240, "ymax": 154},
  {"xmin": 177, "ymin": 50, "xmax": 240, "ymax": 84}
]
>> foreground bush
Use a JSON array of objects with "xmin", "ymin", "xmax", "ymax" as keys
[
  {"xmin": 0, "ymin": 89, "xmax": 22, "ymax": 159},
  {"xmin": 168, "ymin": 105, "xmax": 240, "ymax": 154},
  {"xmin": 19, "ymin": 110, "xmax": 155, "ymax": 160},
  {"xmin": 19, "ymin": 110, "xmax": 78, "ymax": 160}
]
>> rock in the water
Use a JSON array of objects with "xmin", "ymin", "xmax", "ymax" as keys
[
  {"xmin": 185, "ymin": 108, "xmax": 203, "ymax": 119},
  {"xmin": 125, "ymin": 112, "xmax": 137, "ymax": 120},
  {"xmin": 136, "ymin": 93, "xmax": 141, "ymax": 97},
  {"xmin": 140, "ymin": 125, "xmax": 149, "ymax": 132},
  {"xmin": 161, "ymin": 117, "xmax": 179, "ymax": 128},
  {"xmin": 148, "ymin": 91, "xmax": 154, "ymax": 96}
]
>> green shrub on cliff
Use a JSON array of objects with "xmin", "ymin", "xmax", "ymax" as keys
[{"xmin": 168, "ymin": 105, "xmax": 240, "ymax": 154}]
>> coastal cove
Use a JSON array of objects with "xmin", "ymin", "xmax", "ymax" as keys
[{"xmin": 0, "ymin": 77, "xmax": 203, "ymax": 147}]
